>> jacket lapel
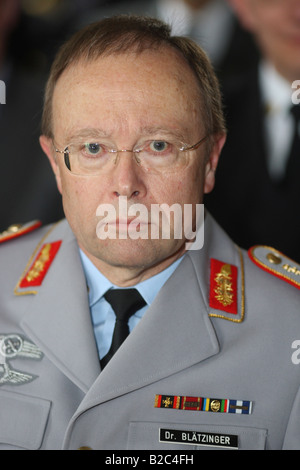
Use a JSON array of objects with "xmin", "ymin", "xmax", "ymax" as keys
[{"xmin": 19, "ymin": 220, "xmax": 100, "ymax": 392}]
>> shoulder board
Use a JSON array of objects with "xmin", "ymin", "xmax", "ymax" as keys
[
  {"xmin": 0, "ymin": 221, "xmax": 42, "ymax": 243},
  {"xmin": 248, "ymin": 245, "xmax": 300, "ymax": 290}
]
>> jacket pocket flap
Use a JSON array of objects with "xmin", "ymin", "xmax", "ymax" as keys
[{"xmin": 0, "ymin": 390, "xmax": 51, "ymax": 449}]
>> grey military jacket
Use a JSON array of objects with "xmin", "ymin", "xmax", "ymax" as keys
[{"xmin": 0, "ymin": 214, "xmax": 299, "ymax": 450}]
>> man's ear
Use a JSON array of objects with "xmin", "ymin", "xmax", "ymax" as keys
[
  {"xmin": 203, "ymin": 133, "xmax": 226, "ymax": 194},
  {"xmin": 39, "ymin": 135, "xmax": 62, "ymax": 194}
]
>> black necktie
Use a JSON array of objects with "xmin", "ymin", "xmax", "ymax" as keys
[
  {"xmin": 285, "ymin": 104, "xmax": 300, "ymax": 184},
  {"xmin": 100, "ymin": 288, "xmax": 146, "ymax": 369}
]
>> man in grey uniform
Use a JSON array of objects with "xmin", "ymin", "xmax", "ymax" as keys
[{"xmin": 0, "ymin": 15, "xmax": 299, "ymax": 450}]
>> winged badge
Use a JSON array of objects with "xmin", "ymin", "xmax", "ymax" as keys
[{"xmin": 0, "ymin": 334, "xmax": 43, "ymax": 385}]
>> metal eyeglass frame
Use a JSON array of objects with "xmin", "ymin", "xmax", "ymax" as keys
[{"xmin": 54, "ymin": 134, "xmax": 209, "ymax": 174}]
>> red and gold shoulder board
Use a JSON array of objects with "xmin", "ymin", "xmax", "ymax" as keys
[
  {"xmin": 248, "ymin": 245, "xmax": 300, "ymax": 290},
  {"xmin": 0, "ymin": 221, "xmax": 41, "ymax": 244},
  {"xmin": 209, "ymin": 258, "xmax": 238, "ymax": 314}
]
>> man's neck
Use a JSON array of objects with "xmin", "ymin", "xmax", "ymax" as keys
[{"xmin": 79, "ymin": 244, "xmax": 187, "ymax": 287}]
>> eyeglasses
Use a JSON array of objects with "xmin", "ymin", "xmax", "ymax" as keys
[{"xmin": 54, "ymin": 135, "xmax": 209, "ymax": 176}]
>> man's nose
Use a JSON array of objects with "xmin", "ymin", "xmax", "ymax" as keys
[{"xmin": 111, "ymin": 151, "xmax": 147, "ymax": 199}]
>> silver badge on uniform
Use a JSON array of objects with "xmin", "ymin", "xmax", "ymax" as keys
[{"xmin": 0, "ymin": 334, "xmax": 43, "ymax": 385}]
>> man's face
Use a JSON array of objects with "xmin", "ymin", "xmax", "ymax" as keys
[
  {"xmin": 231, "ymin": 0, "xmax": 300, "ymax": 82},
  {"xmin": 40, "ymin": 48, "xmax": 224, "ymax": 284}
]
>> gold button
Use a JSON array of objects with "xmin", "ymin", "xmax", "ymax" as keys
[
  {"xmin": 7, "ymin": 223, "xmax": 22, "ymax": 233},
  {"xmin": 266, "ymin": 252, "xmax": 282, "ymax": 265},
  {"xmin": 78, "ymin": 446, "xmax": 92, "ymax": 450}
]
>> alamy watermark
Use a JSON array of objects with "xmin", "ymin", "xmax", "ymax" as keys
[
  {"xmin": 95, "ymin": 197, "xmax": 204, "ymax": 250},
  {"xmin": 0, "ymin": 81, "xmax": 5, "ymax": 104},
  {"xmin": 291, "ymin": 340, "xmax": 300, "ymax": 365}
]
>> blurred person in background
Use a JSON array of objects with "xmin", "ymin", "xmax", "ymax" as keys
[
  {"xmin": 205, "ymin": 0, "xmax": 300, "ymax": 262},
  {"xmin": 0, "ymin": 0, "xmax": 66, "ymax": 232},
  {"xmin": 0, "ymin": 0, "xmax": 101, "ymax": 233}
]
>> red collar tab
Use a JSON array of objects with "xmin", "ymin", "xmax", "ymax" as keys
[
  {"xmin": 209, "ymin": 258, "xmax": 238, "ymax": 314},
  {"xmin": 19, "ymin": 241, "xmax": 62, "ymax": 288}
]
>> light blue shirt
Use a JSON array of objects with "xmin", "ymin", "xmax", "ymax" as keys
[{"xmin": 79, "ymin": 250, "xmax": 183, "ymax": 359}]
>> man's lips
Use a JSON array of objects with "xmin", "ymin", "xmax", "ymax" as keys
[
  {"xmin": 116, "ymin": 218, "xmax": 147, "ymax": 225},
  {"xmin": 97, "ymin": 218, "xmax": 151, "ymax": 232}
]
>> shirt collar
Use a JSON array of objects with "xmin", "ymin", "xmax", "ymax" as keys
[{"xmin": 79, "ymin": 249, "xmax": 184, "ymax": 308}]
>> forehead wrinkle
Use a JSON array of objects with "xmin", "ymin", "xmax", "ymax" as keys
[{"xmin": 65, "ymin": 125, "xmax": 193, "ymax": 145}]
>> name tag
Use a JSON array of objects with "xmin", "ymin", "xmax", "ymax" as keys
[{"xmin": 159, "ymin": 428, "xmax": 238, "ymax": 449}]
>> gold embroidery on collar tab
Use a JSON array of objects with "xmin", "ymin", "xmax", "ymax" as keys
[
  {"xmin": 14, "ymin": 221, "xmax": 62, "ymax": 296},
  {"xmin": 25, "ymin": 244, "xmax": 51, "ymax": 283},
  {"xmin": 214, "ymin": 264, "xmax": 234, "ymax": 307},
  {"xmin": 209, "ymin": 247, "xmax": 245, "ymax": 323}
]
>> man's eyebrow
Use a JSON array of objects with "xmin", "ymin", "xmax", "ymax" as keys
[
  {"xmin": 139, "ymin": 126, "xmax": 188, "ymax": 141},
  {"xmin": 66, "ymin": 126, "xmax": 189, "ymax": 142},
  {"xmin": 66, "ymin": 128, "xmax": 111, "ymax": 142}
]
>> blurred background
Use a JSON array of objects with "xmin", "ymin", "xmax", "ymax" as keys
[{"xmin": 1, "ymin": 0, "xmax": 299, "ymax": 262}]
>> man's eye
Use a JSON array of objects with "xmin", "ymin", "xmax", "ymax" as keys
[
  {"xmin": 84, "ymin": 142, "xmax": 102, "ymax": 155},
  {"xmin": 149, "ymin": 141, "xmax": 169, "ymax": 152}
]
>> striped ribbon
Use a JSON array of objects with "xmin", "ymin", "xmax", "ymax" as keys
[{"xmin": 155, "ymin": 395, "xmax": 252, "ymax": 415}]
